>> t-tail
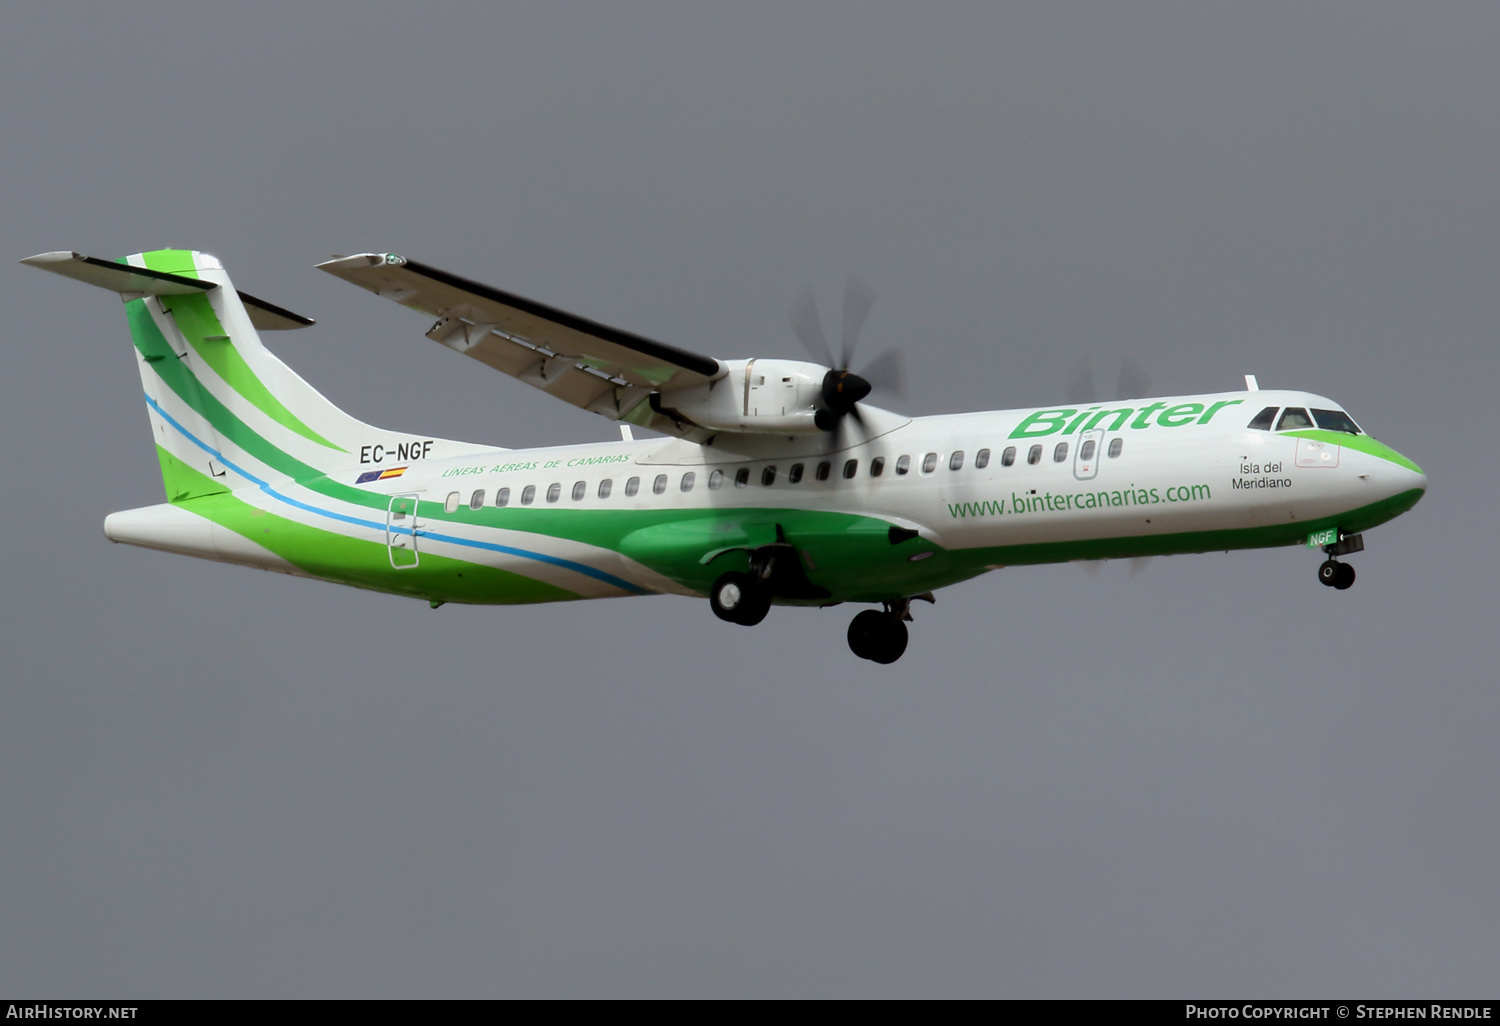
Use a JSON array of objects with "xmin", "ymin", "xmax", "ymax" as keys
[{"xmin": 21, "ymin": 249, "xmax": 492, "ymax": 568}]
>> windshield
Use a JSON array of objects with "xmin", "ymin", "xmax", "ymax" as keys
[
  {"xmin": 1311, "ymin": 408, "xmax": 1362, "ymax": 435},
  {"xmin": 1276, "ymin": 407, "xmax": 1314, "ymax": 431}
]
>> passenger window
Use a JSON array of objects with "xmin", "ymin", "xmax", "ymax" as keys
[
  {"xmin": 816, "ymin": 461, "xmax": 831, "ymax": 481},
  {"xmin": 652, "ymin": 474, "xmax": 668, "ymax": 495},
  {"xmin": 496, "ymin": 487, "xmax": 510, "ymax": 507},
  {"xmin": 708, "ymin": 469, "xmax": 724, "ymax": 490},
  {"xmin": 444, "ymin": 491, "xmax": 460, "ymax": 513},
  {"xmin": 1107, "ymin": 437, "xmax": 1123, "ymax": 458},
  {"xmin": 870, "ymin": 456, "xmax": 885, "ymax": 477},
  {"xmin": 1027, "ymin": 445, "xmax": 1042, "ymax": 465},
  {"xmin": 789, "ymin": 463, "xmax": 804, "ymax": 484},
  {"xmin": 546, "ymin": 482, "xmax": 561, "ymax": 503},
  {"xmin": 681, "ymin": 472, "xmax": 695, "ymax": 492},
  {"xmin": 1053, "ymin": 442, "xmax": 1068, "ymax": 462},
  {"xmin": 975, "ymin": 448, "xmax": 990, "ymax": 469},
  {"xmin": 922, "ymin": 452, "xmax": 938, "ymax": 474},
  {"xmin": 521, "ymin": 485, "xmax": 536, "ymax": 506},
  {"xmin": 1247, "ymin": 406, "xmax": 1279, "ymax": 431},
  {"xmin": 895, "ymin": 454, "xmax": 911, "ymax": 475},
  {"xmin": 735, "ymin": 468, "xmax": 750, "ymax": 488},
  {"xmin": 1079, "ymin": 440, "xmax": 1096, "ymax": 462},
  {"xmin": 1276, "ymin": 407, "xmax": 1313, "ymax": 431},
  {"xmin": 1001, "ymin": 446, "xmax": 1016, "ymax": 467},
  {"xmin": 761, "ymin": 466, "xmax": 776, "ymax": 486},
  {"xmin": 624, "ymin": 476, "xmax": 640, "ymax": 497},
  {"xmin": 1312, "ymin": 409, "xmax": 1362, "ymax": 435},
  {"xmin": 598, "ymin": 479, "xmax": 612, "ymax": 499},
  {"xmin": 469, "ymin": 489, "xmax": 485, "ymax": 510},
  {"xmin": 571, "ymin": 481, "xmax": 586, "ymax": 501},
  {"xmin": 843, "ymin": 459, "xmax": 858, "ymax": 479},
  {"xmin": 949, "ymin": 451, "xmax": 964, "ymax": 471}
]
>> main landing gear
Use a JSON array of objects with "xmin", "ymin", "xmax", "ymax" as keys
[
  {"xmin": 847, "ymin": 607, "xmax": 908, "ymax": 664},
  {"xmin": 847, "ymin": 596, "xmax": 931, "ymax": 664},
  {"xmin": 710, "ymin": 571, "xmax": 771, "ymax": 626},
  {"xmin": 1316, "ymin": 531, "xmax": 1363, "ymax": 591}
]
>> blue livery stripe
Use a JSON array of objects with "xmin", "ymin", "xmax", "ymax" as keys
[{"xmin": 144, "ymin": 394, "xmax": 649, "ymax": 595}]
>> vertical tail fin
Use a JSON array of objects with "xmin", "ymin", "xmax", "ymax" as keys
[
  {"xmin": 23, "ymin": 249, "xmax": 491, "ymax": 504},
  {"xmin": 118, "ymin": 250, "xmax": 373, "ymax": 499}
]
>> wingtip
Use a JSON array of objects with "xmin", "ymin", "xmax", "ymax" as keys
[
  {"xmin": 315, "ymin": 253, "xmax": 399, "ymax": 272},
  {"xmin": 20, "ymin": 251, "xmax": 81, "ymax": 267}
]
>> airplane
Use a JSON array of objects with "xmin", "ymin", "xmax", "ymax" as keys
[{"xmin": 22, "ymin": 248, "xmax": 1427, "ymax": 663}]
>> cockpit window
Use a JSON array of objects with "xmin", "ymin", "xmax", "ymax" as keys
[
  {"xmin": 1312, "ymin": 409, "xmax": 1362, "ymax": 435},
  {"xmin": 1247, "ymin": 406, "xmax": 1278, "ymax": 431},
  {"xmin": 1276, "ymin": 407, "xmax": 1314, "ymax": 431}
]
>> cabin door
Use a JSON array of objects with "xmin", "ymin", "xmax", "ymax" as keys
[
  {"xmin": 1073, "ymin": 429, "xmax": 1104, "ymax": 481},
  {"xmin": 386, "ymin": 494, "xmax": 422, "ymax": 569}
]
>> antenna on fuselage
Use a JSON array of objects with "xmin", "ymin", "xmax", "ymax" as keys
[{"xmin": 1244, "ymin": 374, "xmax": 1260, "ymax": 391}]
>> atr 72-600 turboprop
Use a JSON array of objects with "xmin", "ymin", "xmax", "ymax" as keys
[{"xmin": 24, "ymin": 249, "xmax": 1426, "ymax": 663}]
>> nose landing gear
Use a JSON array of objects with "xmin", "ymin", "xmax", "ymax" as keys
[
  {"xmin": 1318, "ymin": 559, "xmax": 1356, "ymax": 590},
  {"xmin": 1316, "ymin": 531, "xmax": 1363, "ymax": 591}
]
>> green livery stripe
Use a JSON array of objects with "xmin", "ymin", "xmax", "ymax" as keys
[
  {"xmin": 162, "ymin": 293, "xmax": 345, "ymax": 451},
  {"xmin": 156, "ymin": 445, "xmax": 229, "ymax": 503},
  {"xmin": 138, "ymin": 250, "xmax": 199, "ymax": 277},
  {"xmin": 959, "ymin": 488, "xmax": 1426, "ymax": 570},
  {"xmin": 130, "ymin": 301, "xmax": 373, "ymax": 512},
  {"xmin": 1284, "ymin": 430, "xmax": 1423, "ymax": 473},
  {"xmin": 169, "ymin": 459, "xmax": 580, "ymax": 605},
  {"xmin": 138, "ymin": 251, "xmax": 344, "ymax": 452},
  {"xmin": 129, "ymin": 300, "xmax": 323, "ymax": 482}
]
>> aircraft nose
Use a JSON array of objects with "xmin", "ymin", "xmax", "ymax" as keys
[
  {"xmin": 1377, "ymin": 443, "xmax": 1426, "ymax": 501},
  {"xmin": 1408, "ymin": 464, "xmax": 1428, "ymax": 498}
]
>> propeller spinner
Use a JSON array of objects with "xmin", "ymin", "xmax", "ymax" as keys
[{"xmin": 788, "ymin": 278, "xmax": 904, "ymax": 436}]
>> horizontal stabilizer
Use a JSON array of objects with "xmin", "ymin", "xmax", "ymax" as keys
[
  {"xmin": 22, "ymin": 251, "xmax": 314, "ymax": 329},
  {"xmin": 237, "ymin": 289, "xmax": 316, "ymax": 330},
  {"xmin": 21, "ymin": 251, "xmax": 215, "ymax": 295}
]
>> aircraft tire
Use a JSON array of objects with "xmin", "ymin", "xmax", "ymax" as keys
[
  {"xmin": 1333, "ymin": 562, "xmax": 1356, "ymax": 590},
  {"xmin": 711, "ymin": 572, "xmax": 770, "ymax": 626},
  {"xmin": 1318, "ymin": 560, "xmax": 1341, "ymax": 587},
  {"xmin": 871, "ymin": 618, "xmax": 909, "ymax": 664},
  {"xmin": 848, "ymin": 609, "xmax": 908, "ymax": 663}
]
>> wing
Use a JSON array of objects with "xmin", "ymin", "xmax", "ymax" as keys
[{"xmin": 317, "ymin": 253, "xmax": 722, "ymax": 435}]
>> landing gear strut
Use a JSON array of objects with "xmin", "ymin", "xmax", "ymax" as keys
[{"xmin": 706, "ymin": 525, "xmax": 830, "ymax": 627}]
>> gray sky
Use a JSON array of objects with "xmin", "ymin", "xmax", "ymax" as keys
[{"xmin": 2, "ymin": 1, "xmax": 1497, "ymax": 997}]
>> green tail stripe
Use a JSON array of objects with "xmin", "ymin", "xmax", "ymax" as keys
[
  {"xmin": 156, "ymin": 445, "xmax": 230, "ymax": 503},
  {"xmin": 138, "ymin": 250, "xmax": 199, "ymax": 277},
  {"xmin": 163, "ymin": 293, "xmax": 346, "ymax": 451},
  {"xmin": 138, "ymin": 252, "xmax": 345, "ymax": 452}
]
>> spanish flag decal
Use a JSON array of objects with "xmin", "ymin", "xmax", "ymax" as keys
[{"xmin": 355, "ymin": 466, "xmax": 408, "ymax": 484}]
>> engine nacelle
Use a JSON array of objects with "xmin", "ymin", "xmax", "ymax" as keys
[{"xmin": 654, "ymin": 359, "xmax": 828, "ymax": 435}]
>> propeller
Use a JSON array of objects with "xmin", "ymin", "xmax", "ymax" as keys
[
  {"xmin": 1065, "ymin": 356, "xmax": 1153, "ymax": 405},
  {"xmin": 788, "ymin": 278, "xmax": 905, "ymax": 438}
]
